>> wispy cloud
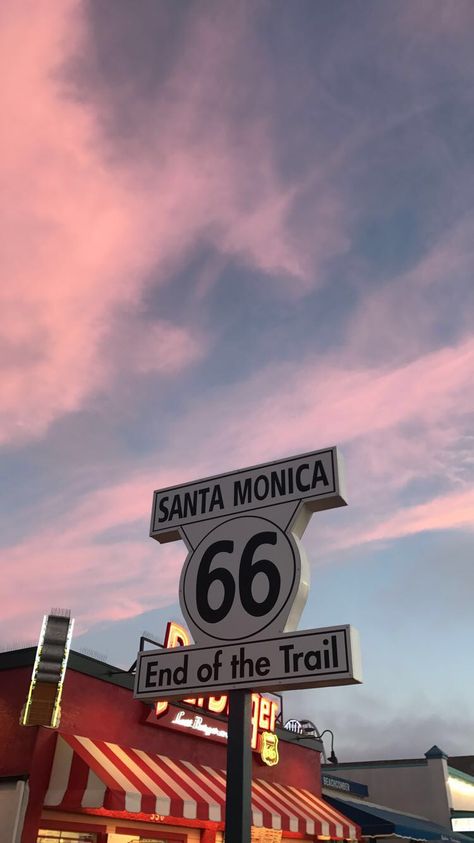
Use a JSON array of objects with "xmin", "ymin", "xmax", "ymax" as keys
[
  {"xmin": 337, "ymin": 487, "xmax": 474, "ymax": 550},
  {"xmin": 1, "ymin": 2, "xmax": 156, "ymax": 442},
  {"xmin": 2, "ymin": 328, "xmax": 471, "ymax": 639},
  {"xmin": 1, "ymin": 1, "xmax": 355, "ymax": 448}
]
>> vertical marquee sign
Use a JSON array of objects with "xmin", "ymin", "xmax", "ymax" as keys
[{"xmin": 134, "ymin": 447, "xmax": 362, "ymax": 843}]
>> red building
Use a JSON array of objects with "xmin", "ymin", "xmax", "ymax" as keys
[{"xmin": 0, "ymin": 644, "xmax": 359, "ymax": 843}]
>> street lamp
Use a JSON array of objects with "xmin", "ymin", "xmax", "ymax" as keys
[
  {"xmin": 318, "ymin": 729, "xmax": 338, "ymax": 764},
  {"xmin": 296, "ymin": 720, "xmax": 338, "ymax": 764}
]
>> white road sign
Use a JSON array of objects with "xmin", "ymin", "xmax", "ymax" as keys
[
  {"xmin": 135, "ymin": 446, "xmax": 362, "ymax": 701},
  {"xmin": 134, "ymin": 625, "xmax": 362, "ymax": 701},
  {"xmin": 149, "ymin": 447, "xmax": 346, "ymax": 646},
  {"xmin": 150, "ymin": 447, "xmax": 346, "ymax": 543},
  {"xmin": 179, "ymin": 514, "xmax": 307, "ymax": 644}
]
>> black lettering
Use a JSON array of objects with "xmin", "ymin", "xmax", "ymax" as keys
[
  {"xmin": 288, "ymin": 467, "xmax": 294, "ymax": 494},
  {"xmin": 296, "ymin": 464, "xmax": 310, "ymax": 492},
  {"xmin": 209, "ymin": 484, "xmax": 224, "ymax": 512},
  {"xmin": 239, "ymin": 646, "xmax": 254, "ymax": 678},
  {"xmin": 234, "ymin": 478, "xmax": 252, "ymax": 506},
  {"xmin": 212, "ymin": 649, "xmax": 223, "ymax": 679},
  {"xmin": 292, "ymin": 651, "xmax": 304, "ymax": 671},
  {"xmin": 197, "ymin": 662, "xmax": 212, "ymax": 682},
  {"xmin": 279, "ymin": 644, "xmax": 293, "ymax": 672},
  {"xmin": 322, "ymin": 638, "xmax": 330, "ymax": 669},
  {"xmin": 173, "ymin": 655, "xmax": 189, "ymax": 685},
  {"xmin": 169, "ymin": 495, "xmax": 183, "ymax": 520},
  {"xmin": 270, "ymin": 469, "xmax": 286, "ymax": 498},
  {"xmin": 158, "ymin": 666, "xmax": 172, "ymax": 685},
  {"xmin": 331, "ymin": 634, "xmax": 339, "ymax": 668},
  {"xmin": 254, "ymin": 474, "xmax": 269, "ymax": 501},
  {"xmin": 304, "ymin": 650, "xmax": 321, "ymax": 670},
  {"xmin": 230, "ymin": 652, "xmax": 240, "ymax": 679},
  {"xmin": 255, "ymin": 656, "xmax": 270, "ymax": 676},
  {"xmin": 198, "ymin": 487, "xmax": 210, "ymax": 513},
  {"xmin": 312, "ymin": 460, "xmax": 329, "ymax": 487},
  {"xmin": 145, "ymin": 659, "xmax": 159, "ymax": 686},
  {"xmin": 157, "ymin": 497, "xmax": 169, "ymax": 523},
  {"xmin": 183, "ymin": 491, "xmax": 197, "ymax": 518}
]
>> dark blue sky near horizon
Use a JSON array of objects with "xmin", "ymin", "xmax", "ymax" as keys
[{"xmin": 1, "ymin": 0, "xmax": 473, "ymax": 761}]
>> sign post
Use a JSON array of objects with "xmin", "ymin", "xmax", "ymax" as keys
[
  {"xmin": 134, "ymin": 447, "xmax": 362, "ymax": 843},
  {"xmin": 226, "ymin": 690, "xmax": 252, "ymax": 843}
]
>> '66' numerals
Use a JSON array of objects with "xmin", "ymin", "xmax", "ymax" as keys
[
  {"xmin": 196, "ymin": 531, "xmax": 281, "ymax": 623},
  {"xmin": 181, "ymin": 515, "xmax": 299, "ymax": 642}
]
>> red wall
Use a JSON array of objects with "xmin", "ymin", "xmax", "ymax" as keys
[
  {"xmin": 59, "ymin": 669, "xmax": 320, "ymax": 788},
  {"xmin": 0, "ymin": 662, "xmax": 321, "ymax": 790},
  {"xmin": 0, "ymin": 666, "xmax": 39, "ymax": 776},
  {"xmin": 0, "ymin": 661, "xmax": 321, "ymax": 843}
]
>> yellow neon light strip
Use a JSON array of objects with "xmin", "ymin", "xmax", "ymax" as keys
[
  {"xmin": 50, "ymin": 618, "xmax": 74, "ymax": 728},
  {"xmin": 21, "ymin": 614, "xmax": 48, "ymax": 726}
]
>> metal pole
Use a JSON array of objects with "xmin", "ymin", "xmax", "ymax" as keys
[{"xmin": 225, "ymin": 689, "xmax": 252, "ymax": 843}]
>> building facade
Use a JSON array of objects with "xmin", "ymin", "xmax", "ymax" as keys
[
  {"xmin": 322, "ymin": 746, "xmax": 474, "ymax": 837},
  {"xmin": 0, "ymin": 645, "xmax": 359, "ymax": 843}
]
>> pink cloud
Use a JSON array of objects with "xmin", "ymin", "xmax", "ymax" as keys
[
  {"xmin": 0, "ymin": 468, "xmax": 187, "ymax": 642},
  {"xmin": 342, "ymin": 487, "xmax": 474, "ymax": 548},
  {"xmin": 0, "ymin": 458, "xmax": 218, "ymax": 642},
  {"xmin": 397, "ymin": 0, "xmax": 474, "ymax": 39},
  {"xmin": 3, "ymin": 333, "xmax": 471, "ymax": 642},
  {"xmin": 1, "ymin": 2, "xmax": 352, "ymax": 445},
  {"xmin": 347, "ymin": 218, "xmax": 474, "ymax": 364},
  {"xmin": 1, "ymin": 534, "xmax": 183, "ymax": 643},
  {"xmin": 162, "ymin": 335, "xmax": 474, "ymax": 473},
  {"xmin": 1, "ymin": 2, "xmax": 194, "ymax": 445}
]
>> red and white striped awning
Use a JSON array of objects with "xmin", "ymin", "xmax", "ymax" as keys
[{"xmin": 45, "ymin": 734, "xmax": 359, "ymax": 840}]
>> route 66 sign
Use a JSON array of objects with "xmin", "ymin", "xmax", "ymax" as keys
[
  {"xmin": 135, "ymin": 448, "xmax": 362, "ymax": 701},
  {"xmin": 150, "ymin": 447, "xmax": 346, "ymax": 645},
  {"xmin": 179, "ymin": 514, "xmax": 308, "ymax": 644}
]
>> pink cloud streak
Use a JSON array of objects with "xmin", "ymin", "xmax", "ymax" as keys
[
  {"xmin": 1, "ymin": 2, "xmax": 200, "ymax": 444},
  {"xmin": 345, "ymin": 487, "xmax": 474, "ymax": 547},
  {"xmin": 1, "ymin": 2, "xmax": 350, "ymax": 447},
  {"xmin": 165, "ymin": 335, "xmax": 474, "ymax": 473},
  {"xmin": 2, "ymin": 333, "xmax": 472, "ymax": 640}
]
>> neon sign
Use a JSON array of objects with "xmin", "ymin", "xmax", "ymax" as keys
[
  {"xmin": 260, "ymin": 732, "xmax": 279, "ymax": 767},
  {"xmin": 171, "ymin": 710, "xmax": 228, "ymax": 739},
  {"xmin": 153, "ymin": 622, "xmax": 279, "ymax": 751},
  {"xmin": 21, "ymin": 611, "xmax": 74, "ymax": 728}
]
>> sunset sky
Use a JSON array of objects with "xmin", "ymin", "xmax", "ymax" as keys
[{"xmin": 2, "ymin": 0, "xmax": 473, "ymax": 761}]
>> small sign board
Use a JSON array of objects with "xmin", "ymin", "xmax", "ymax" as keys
[
  {"xmin": 251, "ymin": 828, "xmax": 282, "ymax": 843},
  {"xmin": 150, "ymin": 447, "xmax": 346, "ymax": 543},
  {"xmin": 322, "ymin": 773, "xmax": 368, "ymax": 798},
  {"xmin": 134, "ymin": 625, "xmax": 361, "ymax": 701}
]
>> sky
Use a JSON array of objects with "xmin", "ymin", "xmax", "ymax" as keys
[{"xmin": 1, "ymin": 0, "xmax": 473, "ymax": 762}]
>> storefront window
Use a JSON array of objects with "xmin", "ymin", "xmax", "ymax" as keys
[{"xmin": 37, "ymin": 831, "xmax": 96, "ymax": 843}]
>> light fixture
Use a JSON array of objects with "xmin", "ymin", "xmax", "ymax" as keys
[
  {"xmin": 319, "ymin": 729, "xmax": 338, "ymax": 764},
  {"xmin": 293, "ymin": 720, "xmax": 339, "ymax": 763}
]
